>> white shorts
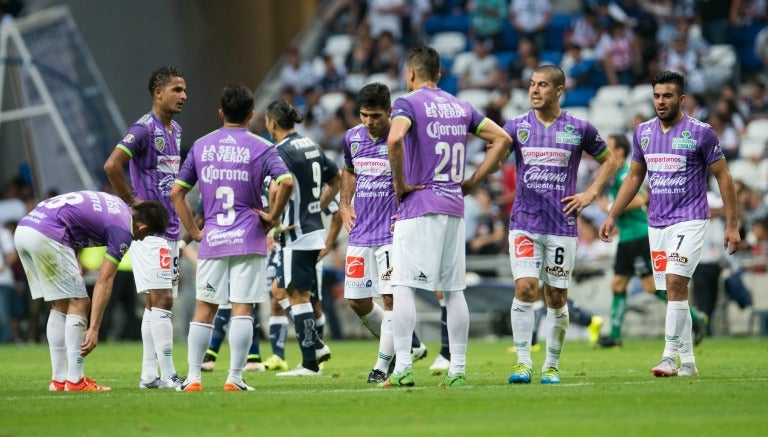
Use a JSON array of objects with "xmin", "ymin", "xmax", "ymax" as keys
[
  {"xmin": 648, "ymin": 219, "xmax": 707, "ymax": 289},
  {"xmin": 131, "ymin": 236, "xmax": 179, "ymax": 297},
  {"xmin": 391, "ymin": 214, "xmax": 465, "ymax": 292},
  {"xmin": 196, "ymin": 254, "xmax": 268, "ymax": 305},
  {"xmin": 508, "ymin": 230, "xmax": 577, "ymax": 288},
  {"xmin": 14, "ymin": 226, "xmax": 87, "ymax": 302},
  {"xmin": 344, "ymin": 244, "xmax": 393, "ymax": 299}
]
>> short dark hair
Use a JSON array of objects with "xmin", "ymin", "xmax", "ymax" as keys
[
  {"xmin": 407, "ymin": 46, "xmax": 441, "ymax": 83},
  {"xmin": 266, "ymin": 99, "xmax": 303, "ymax": 130},
  {"xmin": 220, "ymin": 85, "xmax": 254, "ymax": 124},
  {"xmin": 133, "ymin": 200, "xmax": 169, "ymax": 236},
  {"xmin": 358, "ymin": 83, "xmax": 391, "ymax": 110},
  {"xmin": 148, "ymin": 66, "xmax": 184, "ymax": 95},
  {"xmin": 533, "ymin": 65, "xmax": 566, "ymax": 88},
  {"xmin": 609, "ymin": 134, "xmax": 631, "ymax": 157},
  {"xmin": 652, "ymin": 71, "xmax": 686, "ymax": 95}
]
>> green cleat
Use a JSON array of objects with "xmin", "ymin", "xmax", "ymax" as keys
[
  {"xmin": 263, "ymin": 354, "xmax": 288, "ymax": 371},
  {"xmin": 540, "ymin": 367, "xmax": 561, "ymax": 384},
  {"xmin": 378, "ymin": 368, "xmax": 415, "ymax": 388},
  {"xmin": 587, "ymin": 316, "xmax": 604, "ymax": 346},
  {"xmin": 439, "ymin": 372, "xmax": 467, "ymax": 387},
  {"xmin": 508, "ymin": 363, "xmax": 532, "ymax": 384}
]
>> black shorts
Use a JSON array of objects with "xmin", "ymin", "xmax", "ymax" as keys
[
  {"xmin": 276, "ymin": 248, "xmax": 320, "ymax": 293},
  {"xmin": 613, "ymin": 237, "xmax": 653, "ymax": 278}
]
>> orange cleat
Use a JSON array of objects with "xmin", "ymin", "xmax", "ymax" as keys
[
  {"xmin": 64, "ymin": 377, "xmax": 112, "ymax": 392},
  {"xmin": 49, "ymin": 380, "xmax": 65, "ymax": 392}
]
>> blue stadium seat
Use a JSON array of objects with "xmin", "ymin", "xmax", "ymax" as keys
[
  {"xmin": 730, "ymin": 24, "xmax": 764, "ymax": 72},
  {"xmin": 438, "ymin": 74, "xmax": 459, "ymax": 95},
  {"xmin": 540, "ymin": 50, "xmax": 562, "ymax": 65},
  {"xmin": 495, "ymin": 51, "xmax": 518, "ymax": 69},
  {"xmin": 424, "ymin": 14, "xmax": 470, "ymax": 35},
  {"xmin": 500, "ymin": 21, "xmax": 519, "ymax": 51},
  {"xmin": 544, "ymin": 13, "xmax": 572, "ymax": 52},
  {"xmin": 561, "ymin": 87, "xmax": 595, "ymax": 108}
]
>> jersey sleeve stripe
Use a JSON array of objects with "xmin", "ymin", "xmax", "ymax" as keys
[
  {"xmin": 475, "ymin": 118, "xmax": 490, "ymax": 136},
  {"xmin": 593, "ymin": 148, "xmax": 609, "ymax": 159},
  {"xmin": 173, "ymin": 179, "xmax": 193, "ymax": 189},
  {"xmin": 275, "ymin": 173, "xmax": 293, "ymax": 184},
  {"xmin": 104, "ymin": 254, "xmax": 120, "ymax": 266},
  {"xmin": 116, "ymin": 144, "xmax": 134, "ymax": 158},
  {"xmin": 392, "ymin": 115, "xmax": 412, "ymax": 125}
]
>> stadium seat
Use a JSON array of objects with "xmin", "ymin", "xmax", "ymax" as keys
[
  {"xmin": 540, "ymin": 50, "xmax": 562, "ymax": 66},
  {"xmin": 746, "ymin": 119, "xmax": 768, "ymax": 140},
  {"xmin": 739, "ymin": 136, "xmax": 767, "ymax": 159},
  {"xmin": 499, "ymin": 21, "xmax": 519, "ymax": 51},
  {"xmin": 562, "ymin": 106, "xmax": 589, "ymax": 120},
  {"xmin": 438, "ymin": 74, "xmax": 459, "ymax": 95},
  {"xmin": 590, "ymin": 104, "xmax": 628, "ymax": 135},
  {"xmin": 318, "ymin": 91, "xmax": 346, "ymax": 115},
  {"xmin": 365, "ymin": 72, "xmax": 399, "ymax": 91},
  {"xmin": 457, "ymin": 88, "xmax": 491, "ymax": 111},
  {"xmin": 593, "ymin": 85, "xmax": 631, "ymax": 107},
  {"xmin": 495, "ymin": 51, "xmax": 518, "ymax": 69},
  {"xmin": 424, "ymin": 14, "xmax": 470, "ymax": 35},
  {"xmin": 629, "ymin": 101, "xmax": 655, "ymax": 119},
  {"xmin": 544, "ymin": 13, "xmax": 572, "ymax": 52},
  {"xmin": 344, "ymin": 73, "xmax": 366, "ymax": 93},
  {"xmin": 502, "ymin": 100, "xmax": 527, "ymax": 120},
  {"xmin": 629, "ymin": 84, "xmax": 653, "ymax": 106},
  {"xmin": 560, "ymin": 87, "xmax": 595, "ymax": 108},
  {"xmin": 429, "ymin": 31, "xmax": 468, "ymax": 58},
  {"xmin": 323, "ymin": 34, "xmax": 354, "ymax": 59}
]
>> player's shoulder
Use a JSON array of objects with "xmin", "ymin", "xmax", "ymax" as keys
[
  {"xmin": 129, "ymin": 113, "xmax": 154, "ymax": 133},
  {"xmin": 683, "ymin": 114, "xmax": 714, "ymax": 132},
  {"xmin": 344, "ymin": 123, "xmax": 367, "ymax": 142},
  {"xmin": 171, "ymin": 119, "xmax": 182, "ymax": 131},
  {"xmin": 504, "ymin": 110, "xmax": 533, "ymax": 128},
  {"xmin": 635, "ymin": 117, "xmax": 658, "ymax": 133}
]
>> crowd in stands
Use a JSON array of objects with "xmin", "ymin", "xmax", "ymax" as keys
[{"xmin": 3, "ymin": 0, "xmax": 768, "ymax": 342}]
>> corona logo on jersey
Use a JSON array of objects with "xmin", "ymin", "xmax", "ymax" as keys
[
  {"xmin": 651, "ymin": 251, "xmax": 667, "ymax": 271},
  {"xmin": 346, "ymin": 256, "xmax": 364, "ymax": 278},
  {"xmin": 514, "ymin": 236, "xmax": 534, "ymax": 258},
  {"xmin": 159, "ymin": 247, "xmax": 171, "ymax": 270}
]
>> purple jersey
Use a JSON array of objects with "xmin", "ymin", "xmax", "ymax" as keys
[
  {"xmin": 19, "ymin": 191, "xmax": 132, "ymax": 264},
  {"xmin": 391, "ymin": 87, "xmax": 487, "ymax": 220},
  {"xmin": 343, "ymin": 123, "xmax": 395, "ymax": 246},
  {"xmin": 632, "ymin": 115, "xmax": 723, "ymax": 227},
  {"xmin": 503, "ymin": 110, "xmax": 608, "ymax": 237},
  {"xmin": 117, "ymin": 112, "xmax": 182, "ymax": 240},
  {"xmin": 175, "ymin": 127, "xmax": 290, "ymax": 259}
]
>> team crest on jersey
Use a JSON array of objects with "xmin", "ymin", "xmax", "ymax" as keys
[
  {"xmin": 517, "ymin": 128, "xmax": 530, "ymax": 144},
  {"xmin": 122, "ymin": 133, "xmax": 135, "ymax": 144},
  {"xmin": 351, "ymin": 142, "xmax": 359, "ymax": 156},
  {"xmin": 641, "ymin": 137, "xmax": 650, "ymax": 150},
  {"xmin": 155, "ymin": 137, "xmax": 165, "ymax": 151}
]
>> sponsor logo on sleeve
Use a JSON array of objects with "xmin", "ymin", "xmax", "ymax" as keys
[{"xmin": 122, "ymin": 134, "xmax": 135, "ymax": 144}]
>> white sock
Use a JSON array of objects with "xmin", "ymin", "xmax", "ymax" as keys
[
  {"xmin": 392, "ymin": 286, "xmax": 416, "ymax": 374},
  {"xmin": 360, "ymin": 303, "xmax": 384, "ymax": 339},
  {"xmin": 187, "ymin": 322, "xmax": 213, "ymax": 383},
  {"xmin": 150, "ymin": 307, "xmax": 176, "ymax": 380},
  {"xmin": 664, "ymin": 301, "xmax": 689, "ymax": 360},
  {"xmin": 47, "ymin": 310, "xmax": 67, "ymax": 382},
  {"xmin": 278, "ymin": 298, "xmax": 293, "ymax": 321},
  {"xmin": 141, "ymin": 308, "xmax": 158, "ymax": 381},
  {"xmin": 65, "ymin": 314, "xmax": 87, "ymax": 383},
  {"xmin": 511, "ymin": 298, "xmax": 534, "ymax": 367},
  {"xmin": 543, "ymin": 305, "xmax": 569, "ymax": 370},
  {"xmin": 228, "ymin": 316, "xmax": 253, "ymax": 383},
  {"xmin": 315, "ymin": 313, "xmax": 326, "ymax": 336},
  {"xmin": 374, "ymin": 310, "xmax": 395, "ymax": 372},
  {"xmin": 679, "ymin": 307, "xmax": 695, "ymax": 364},
  {"xmin": 445, "ymin": 291, "xmax": 469, "ymax": 376}
]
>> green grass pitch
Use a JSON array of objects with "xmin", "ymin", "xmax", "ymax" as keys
[{"xmin": 2, "ymin": 337, "xmax": 766, "ymax": 436}]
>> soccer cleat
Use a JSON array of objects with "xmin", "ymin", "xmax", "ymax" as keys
[
  {"xmin": 276, "ymin": 364, "xmax": 322, "ymax": 377},
  {"xmin": 507, "ymin": 344, "xmax": 541, "ymax": 354},
  {"xmin": 378, "ymin": 368, "xmax": 415, "ymax": 388},
  {"xmin": 439, "ymin": 372, "xmax": 467, "ymax": 387},
  {"xmin": 201, "ymin": 352, "xmax": 217, "ymax": 372},
  {"xmin": 652, "ymin": 358, "xmax": 678, "ymax": 377},
  {"xmin": 367, "ymin": 369, "xmax": 388, "ymax": 383},
  {"xmin": 677, "ymin": 363, "xmax": 699, "ymax": 377},
  {"xmin": 138, "ymin": 376, "xmax": 163, "ymax": 389},
  {"xmin": 540, "ymin": 367, "xmax": 561, "ymax": 384},
  {"xmin": 65, "ymin": 377, "xmax": 111, "ymax": 392},
  {"xmin": 597, "ymin": 336, "xmax": 623, "ymax": 348},
  {"xmin": 263, "ymin": 354, "xmax": 288, "ymax": 371},
  {"xmin": 588, "ymin": 316, "xmax": 604, "ymax": 346},
  {"xmin": 159, "ymin": 374, "xmax": 184, "ymax": 389},
  {"xmin": 49, "ymin": 380, "xmax": 65, "ymax": 392},
  {"xmin": 224, "ymin": 379, "xmax": 255, "ymax": 391},
  {"xmin": 176, "ymin": 379, "xmax": 202, "ymax": 392},
  {"xmin": 244, "ymin": 361, "xmax": 266, "ymax": 372},
  {"xmin": 429, "ymin": 354, "xmax": 451, "ymax": 373},
  {"xmin": 411, "ymin": 343, "xmax": 428, "ymax": 362},
  {"xmin": 508, "ymin": 363, "xmax": 532, "ymax": 384},
  {"xmin": 315, "ymin": 343, "xmax": 332, "ymax": 363}
]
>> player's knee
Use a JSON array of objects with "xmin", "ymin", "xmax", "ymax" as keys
[{"xmin": 348, "ymin": 298, "xmax": 372, "ymax": 316}]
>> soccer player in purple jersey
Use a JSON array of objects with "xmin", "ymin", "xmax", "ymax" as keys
[
  {"xmin": 340, "ymin": 82, "xmax": 428, "ymax": 383},
  {"xmin": 104, "ymin": 66, "xmax": 186, "ymax": 389},
  {"xmin": 171, "ymin": 85, "xmax": 293, "ymax": 392},
  {"xmin": 599, "ymin": 71, "xmax": 740, "ymax": 377},
  {"xmin": 382, "ymin": 46, "xmax": 512, "ymax": 388},
  {"xmin": 14, "ymin": 191, "xmax": 168, "ymax": 392},
  {"xmin": 504, "ymin": 65, "xmax": 617, "ymax": 385}
]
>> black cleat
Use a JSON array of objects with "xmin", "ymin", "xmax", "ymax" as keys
[
  {"xmin": 367, "ymin": 369, "xmax": 387, "ymax": 383},
  {"xmin": 597, "ymin": 336, "xmax": 623, "ymax": 348}
]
